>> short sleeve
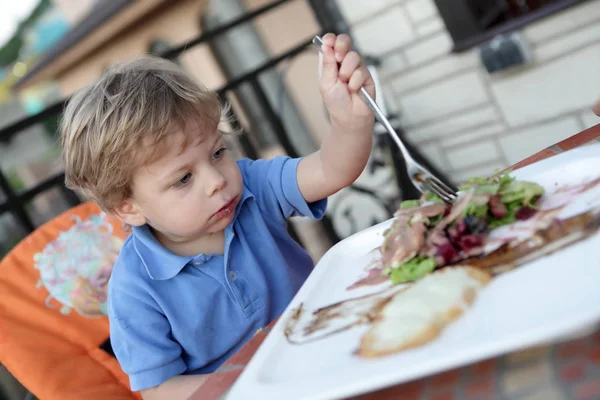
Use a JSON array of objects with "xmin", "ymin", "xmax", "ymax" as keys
[
  {"xmin": 238, "ymin": 156, "xmax": 327, "ymax": 222},
  {"xmin": 108, "ymin": 287, "xmax": 186, "ymax": 391}
]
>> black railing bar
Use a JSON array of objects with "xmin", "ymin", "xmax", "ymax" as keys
[
  {"xmin": 57, "ymin": 183, "xmax": 83, "ymax": 208},
  {"xmin": 0, "ymin": 169, "xmax": 17, "ymax": 201},
  {"xmin": 0, "ymin": 170, "xmax": 36, "ymax": 231},
  {"xmin": 0, "ymin": 99, "xmax": 66, "ymax": 143},
  {"xmin": 2, "ymin": 206, "xmax": 35, "ymax": 232},
  {"xmin": 217, "ymin": 36, "xmax": 316, "ymax": 95},
  {"xmin": 0, "ymin": 173, "xmax": 65, "ymax": 216},
  {"xmin": 161, "ymin": 0, "xmax": 293, "ymax": 59}
]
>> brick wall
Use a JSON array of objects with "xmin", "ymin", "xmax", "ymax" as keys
[{"xmin": 337, "ymin": 0, "xmax": 600, "ymax": 182}]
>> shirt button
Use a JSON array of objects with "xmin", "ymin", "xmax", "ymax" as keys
[
  {"xmin": 228, "ymin": 271, "xmax": 237, "ymax": 281},
  {"xmin": 193, "ymin": 261, "xmax": 203, "ymax": 266}
]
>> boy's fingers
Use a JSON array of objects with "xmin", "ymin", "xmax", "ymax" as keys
[
  {"xmin": 338, "ymin": 51, "xmax": 361, "ymax": 83},
  {"xmin": 362, "ymin": 69, "xmax": 376, "ymax": 99},
  {"xmin": 348, "ymin": 66, "xmax": 369, "ymax": 93},
  {"xmin": 334, "ymin": 34, "xmax": 352, "ymax": 63},
  {"xmin": 322, "ymin": 33, "xmax": 336, "ymax": 47},
  {"xmin": 318, "ymin": 51, "xmax": 323, "ymax": 79},
  {"xmin": 319, "ymin": 42, "xmax": 338, "ymax": 89}
]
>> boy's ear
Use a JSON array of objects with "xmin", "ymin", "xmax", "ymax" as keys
[{"xmin": 112, "ymin": 199, "xmax": 146, "ymax": 227}]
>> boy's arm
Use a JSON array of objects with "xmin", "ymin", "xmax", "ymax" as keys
[
  {"xmin": 298, "ymin": 122, "xmax": 373, "ymax": 204},
  {"xmin": 141, "ymin": 374, "xmax": 208, "ymax": 400},
  {"xmin": 109, "ymin": 286, "xmax": 190, "ymax": 392},
  {"xmin": 297, "ymin": 33, "xmax": 375, "ymax": 203}
]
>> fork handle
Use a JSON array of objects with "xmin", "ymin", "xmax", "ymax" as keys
[{"xmin": 312, "ymin": 35, "xmax": 412, "ymax": 162}]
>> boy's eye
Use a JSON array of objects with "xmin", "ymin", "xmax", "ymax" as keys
[
  {"xmin": 213, "ymin": 147, "xmax": 227, "ymax": 160},
  {"xmin": 175, "ymin": 172, "xmax": 192, "ymax": 187}
]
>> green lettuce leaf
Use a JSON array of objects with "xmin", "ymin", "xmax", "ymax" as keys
[
  {"xmin": 423, "ymin": 192, "xmax": 444, "ymax": 204},
  {"xmin": 400, "ymin": 199, "xmax": 420, "ymax": 209},
  {"xmin": 499, "ymin": 180, "xmax": 544, "ymax": 207},
  {"xmin": 389, "ymin": 256, "xmax": 436, "ymax": 284},
  {"xmin": 462, "ymin": 202, "xmax": 489, "ymax": 218}
]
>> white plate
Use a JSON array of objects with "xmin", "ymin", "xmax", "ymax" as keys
[{"xmin": 227, "ymin": 144, "xmax": 600, "ymax": 400}]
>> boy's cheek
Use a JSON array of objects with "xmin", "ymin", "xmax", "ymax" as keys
[{"xmin": 228, "ymin": 161, "xmax": 243, "ymax": 184}]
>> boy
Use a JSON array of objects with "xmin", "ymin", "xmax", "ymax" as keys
[{"xmin": 60, "ymin": 33, "xmax": 375, "ymax": 399}]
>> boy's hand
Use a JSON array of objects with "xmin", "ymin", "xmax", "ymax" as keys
[
  {"xmin": 319, "ymin": 33, "xmax": 375, "ymax": 130},
  {"xmin": 296, "ymin": 33, "xmax": 376, "ymax": 203}
]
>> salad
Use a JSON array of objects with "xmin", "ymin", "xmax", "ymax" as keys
[{"xmin": 381, "ymin": 173, "xmax": 544, "ymax": 284}]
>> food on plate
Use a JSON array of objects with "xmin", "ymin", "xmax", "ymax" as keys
[
  {"xmin": 357, "ymin": 266, "xmax": 491, "ymax": 357},
  {"xmin": 464, "ymin": 206, "xmax": 600, "ymax": 275},
  {"xmin": 285, "ymin": 203, "xmax": 600, "ymax": 352},
  {"xmin": 282, "ymin": 169, "xmax": 600, "ymax": 360},
  {"xmin": 382, "ymin": 173, "xmax": 545, "ymax": 284},
  {"xmin": 345, "ymin": 174, "xmax": 600, "ymax": 291}
]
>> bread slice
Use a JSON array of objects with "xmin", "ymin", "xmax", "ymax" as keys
[{"xmin": 356, "ymin": 266, "xmax": 491, "ymax": 358}]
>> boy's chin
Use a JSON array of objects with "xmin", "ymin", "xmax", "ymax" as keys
[
  {"xmin": 173, "ymin": 211, "xmax": 236, "ymax": 239},
  {"xmin": 208, "ymin": 213, "xmax": 235, "ymax": 232}
]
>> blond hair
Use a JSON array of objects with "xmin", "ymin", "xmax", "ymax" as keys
[{"xmin": 60, "ymin": 56, "xmax": 222, "ymax": 212}]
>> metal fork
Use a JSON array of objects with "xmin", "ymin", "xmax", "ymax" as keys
[{"xmin": 312, "ymin": 35, "xmax": 457, "ymax": 203}]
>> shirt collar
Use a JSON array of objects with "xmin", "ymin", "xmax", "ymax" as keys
[{"xmin": 133, "ymin": 187, "xmax": 254, "ymax": 280}]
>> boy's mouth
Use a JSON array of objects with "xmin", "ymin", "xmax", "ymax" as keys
[{"xmin": 213, "ymin": 196, "xmax": 240, "ymax": 220}]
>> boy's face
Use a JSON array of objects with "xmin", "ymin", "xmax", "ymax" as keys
[{"xmin": 119, "ymin": 121, "xmax": 243, "ymax": 243}]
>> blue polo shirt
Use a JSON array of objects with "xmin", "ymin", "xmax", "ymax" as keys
[{"xmin": 107, "ymin": 156, "xmax": 327, "ymax": 391}]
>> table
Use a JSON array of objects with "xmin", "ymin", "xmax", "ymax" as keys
[{"xmin": 190, "ymin": 122, "xmax": 600, "ymax": 400}]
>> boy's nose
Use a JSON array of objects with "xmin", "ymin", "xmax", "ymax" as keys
[{"xmin": 207, "ymin": 170, "xmax": 226, "ymax": 196}]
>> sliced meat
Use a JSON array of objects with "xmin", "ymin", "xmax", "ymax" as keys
[
  {"xmin": 489, "ymin": 195, "xmax": 508, "ymax": 218},
  {"xmin": 381, "ymin": 219, "xmax": 428, "ymax": 268},
  {"xmin": 395, "ymin": 203, "xmax": 447, "ymax": 219},
  {"xmin": 421, "ymin": 229, "xmax": 458, "ymax": 266},
  {"xmin": 435, "ymin": 191, "xmax": 474, "ymax": 231},
  {"xmin": 461, "ymin": 207, "xmax": 600, "ymax": 275}
]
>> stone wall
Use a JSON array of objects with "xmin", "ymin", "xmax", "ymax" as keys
[{"xmin": 336, "ymin": 0, "xmax": 600, "ymax": 182}]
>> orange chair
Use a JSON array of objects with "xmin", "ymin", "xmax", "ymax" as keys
[{"xmin": 0, "ymin": 202, "xmax": 141, "ymax": 400}]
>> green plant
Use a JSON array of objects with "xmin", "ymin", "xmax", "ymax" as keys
[
  {"xmin": 0, "ymin": 0, "xmax": 52, "ymax": 67},
  {"xmin": 5, "ymin": 170, "xmax": 27, "ymax": 193}
]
